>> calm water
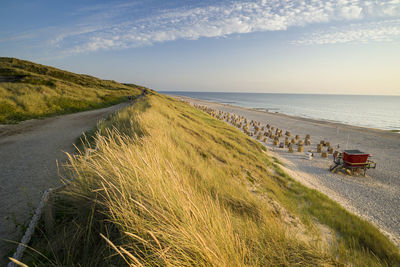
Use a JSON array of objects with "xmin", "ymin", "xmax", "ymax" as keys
[{"xmin": 164, "ymin": 92, "xmax": 400, "ymax": 131}]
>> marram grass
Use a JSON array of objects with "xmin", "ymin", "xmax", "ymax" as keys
[
  {"xmin": 25, "ymin": 93, "xmax": 399, "ymax": 266},
  {"xmin": 0, "ymin": 57, "xmax": 143, "ymax": 123}
]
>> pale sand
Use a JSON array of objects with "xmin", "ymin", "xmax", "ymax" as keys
[{"xmin": 171, "ymin": 95, "xmax": 400, "ymax": 247}]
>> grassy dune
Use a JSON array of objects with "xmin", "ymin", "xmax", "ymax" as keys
[
  {"xmin": 25, "ymin": 93, "xmax": 399, "ymax": 266},
  {"xmin": 0, "ymin": 57, "xmax": 144, "ymax": 123}
]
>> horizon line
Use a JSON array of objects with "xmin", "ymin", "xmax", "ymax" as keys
[{"xmin": 158, "ymin": 90, "xmax": 400, "ymax": 97}]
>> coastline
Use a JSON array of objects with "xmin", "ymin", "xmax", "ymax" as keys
[
  {"xmin": 167, "ymin": 93, "xmax": 400, "ymax": 248},
  {"xmin": 169, "ymin": 94, "xmax": 400, "ymax": 137},
  {"xmin": 163, "ymin": 92, "xmax": 400, "ymax": 133}
]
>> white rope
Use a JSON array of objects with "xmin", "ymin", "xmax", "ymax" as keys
[
  {"xmin": 7, "ymin": 98, "xmax": 136, "ymax": 266},
  {"xmin": 7, "ymin": 152, "xmax": 99, "ymax": 266},
  {"xmin": 8, "ymin": 188, "xmax": 50, "ymax": 267}
]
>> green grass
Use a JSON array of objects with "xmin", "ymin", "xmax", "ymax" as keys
[
  {"xmin": 270, "ymin": 163, "xmax": 399, "ymax": 265},
  {"xmin": 0, "ymin": 57, "xmax": 146, "ymax": 123},
  {"xmin": 23, "ymin": 93, "xmax": 399, "ymax": 266}
]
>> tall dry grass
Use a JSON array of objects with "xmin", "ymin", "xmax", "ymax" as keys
[
  {"xmin": 25, "ymin": 94, "xmax": 399, "ymax": 266},
  {"xmin": 0, "ymin": 57, "xmax": 142, "ymax": 123}
]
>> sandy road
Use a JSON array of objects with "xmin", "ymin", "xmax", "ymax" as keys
[{"xmin": 0, "ymin": 102, "xmax": 130, "ymax": 263}]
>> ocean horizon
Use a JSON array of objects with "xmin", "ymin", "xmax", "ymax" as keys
[{"xmin": 163, "ymin": 91, "xmax": 400, "ymax": 132}]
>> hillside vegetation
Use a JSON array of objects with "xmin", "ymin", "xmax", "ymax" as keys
[
  {"xmin": 25, "ymin": 93, "xmax": 399, "ymax": 266},
  {"xmin": 0, "ymin": 57, "xmax": 144, "ymax": 123}
]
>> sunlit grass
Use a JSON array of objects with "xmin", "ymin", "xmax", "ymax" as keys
[
  {"xmin": 0, "ymin": 57, "xmax": 143, "ymax": 123},
  {"xmin": 25, "ymin": 93, "xmax": 399, "ymax": 266}
]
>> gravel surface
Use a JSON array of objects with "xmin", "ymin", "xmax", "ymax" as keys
[
  {"xmin": 175, "ymin": 95, "xmax": 400, "ymax": 247},
  {"xmin": 0, "ymin": 102, "xmax": 130, "ymax": 264}
]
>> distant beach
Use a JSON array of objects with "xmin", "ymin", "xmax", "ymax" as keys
[
  {"xmin": 165, "ymin": 92, "xmax": 400, "ymax": 132},
  {"xmin": 169, "ymin": 93, "xmax": 400, "ymax": 248}
]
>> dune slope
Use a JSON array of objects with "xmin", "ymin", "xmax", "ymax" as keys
[
  {"xmin": 25, "ymin": 93, "xmax": 399, "ymax": 266},
  {"xmin": 0, "ymin": 57, "xmax": 143, "ymax": 123}
]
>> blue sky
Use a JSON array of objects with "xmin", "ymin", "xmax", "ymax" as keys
[{"xmin": 1, "ymin": 0, "xmax": 399, "ymax": 95}]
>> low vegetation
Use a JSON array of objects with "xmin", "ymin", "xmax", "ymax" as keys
[
  {"xmin": 24, "ymin": 93, "xmax": 399, "ymax": 266},
  {"xmin": 0, "ymin": 57, "xmax": 144, "ymax": 123}
]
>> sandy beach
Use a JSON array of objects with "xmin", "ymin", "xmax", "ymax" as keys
[{"xmin": 172, "ymin": 95, "xmax": 400, "ymax": 247}]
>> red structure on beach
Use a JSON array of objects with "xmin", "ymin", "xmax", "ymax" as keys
[
  {"xmin": 331, "ymin": 150, "xmax": 376, "ymax": 176},
  {"xmin": 343, "ymin": 150, "xmax": 370, "ymax": 166}
]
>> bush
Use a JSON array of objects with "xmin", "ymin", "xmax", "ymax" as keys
[{"xmin": 0, "ymin": 101, "xmax": 16, "ymax": 114}]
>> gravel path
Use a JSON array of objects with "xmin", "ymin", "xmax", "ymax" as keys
[
  {"xmin": 0, "ymin": 102, "xmax": 130, "ymax": 263},
  {"xmin": 175, "ymin": 96, "xmax": 400, "ymax": 247}
]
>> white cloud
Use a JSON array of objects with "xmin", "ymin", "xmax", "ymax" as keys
[
  {"xmin": 50, "ymin": 0, "xmax": 400, "ymax": 55},
  {"xmin": 292, "ymin": 19, "xmax": 400, "ymax": 45}
]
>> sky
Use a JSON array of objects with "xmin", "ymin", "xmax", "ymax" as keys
[{"xmin": 0, "ymin": 0, "xmax": 400, "ymax": 95}]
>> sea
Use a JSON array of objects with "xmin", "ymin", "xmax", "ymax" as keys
[{"xmin": 164, "ymin": 92, "xmax": 400, "ymax": 132}]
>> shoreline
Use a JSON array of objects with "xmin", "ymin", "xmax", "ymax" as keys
[
  {"xmin": 171, "ymin": 94, "xmax": 400, "ymax": 137},
  {"xmin": 167, "ymin": 93, "xmax": 400, "ymax": 248},
  {"xmin": 166, "ymin": 94, "xmax": 400, "ymax": 135}
]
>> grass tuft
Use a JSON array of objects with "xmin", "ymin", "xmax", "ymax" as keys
[
  {"xmin": 0, "ymin": 57, "xmax": 146, "ymax": 123},
  {"xmin": 25, "ymin": 93, "xmax": 399, "ymax": 266}
]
